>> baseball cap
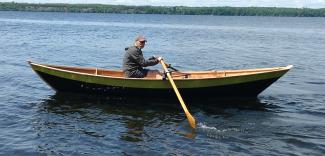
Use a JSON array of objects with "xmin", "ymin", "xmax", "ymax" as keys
[{"xmin": 135, "ymin": 35, "xmax": 147, "ymax": 42}]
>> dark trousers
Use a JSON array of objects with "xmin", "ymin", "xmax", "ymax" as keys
[{"xmin": 124, "ymin": 69, "xmax": 149, "ymax": 78}]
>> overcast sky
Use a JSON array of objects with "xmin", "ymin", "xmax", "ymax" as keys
[{"xmin": 1, "ymin": 0, "xmax": 325, "ymax": 8}]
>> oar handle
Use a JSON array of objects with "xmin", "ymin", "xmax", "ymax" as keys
[
  {"xmin": 152, "ymin": 56, "xmax": 179, "ymax": 71},
  {"xmin": 167, "ymin": 64, "xmax": 179, "ymax": 72}
]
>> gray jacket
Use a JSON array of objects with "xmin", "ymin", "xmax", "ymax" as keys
[{"xmin": 122, "ymin": 46, "xmax": 159, "ymax": 77}]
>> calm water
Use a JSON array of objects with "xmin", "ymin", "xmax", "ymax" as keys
[{"xmin": 0, "ymin": 11, "xmax": 325, "ymax": 155}]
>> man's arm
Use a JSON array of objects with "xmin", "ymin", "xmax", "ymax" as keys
[{"xmin": 130, "ymin": 49, "xmax": 159, "ymax": 67}]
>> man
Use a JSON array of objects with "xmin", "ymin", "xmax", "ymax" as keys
[{"xmin": 122, "ymin": 35, "xmax": 162, "ymax": 78}]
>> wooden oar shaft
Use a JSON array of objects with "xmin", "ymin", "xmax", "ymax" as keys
[
  {"xmin": 160, "ymin": 60, "xmax": 196, "ymax": 129},
  {"xmin": 166, "ymin": 71, "xmax": 189, "ymax": 113}
]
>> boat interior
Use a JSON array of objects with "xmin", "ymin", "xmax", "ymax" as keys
[{"xmin": 32, "ymin": 62, "xmax": 292, "ymax": 80}]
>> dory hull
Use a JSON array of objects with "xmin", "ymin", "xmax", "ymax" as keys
[
  {"xmin": 32, "ymin": 66, "xmax": 286, "ymax": 98},
  {"xmin": 37, "ymin": 72, "xmax": 278, "ymax": 98}
]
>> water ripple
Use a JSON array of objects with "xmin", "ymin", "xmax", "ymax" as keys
[{"xmin": 1, "ymin": 11, "xmax": 325, "ymax": 155}]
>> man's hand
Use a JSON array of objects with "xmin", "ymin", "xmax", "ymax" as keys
[
  {"xmin": 150, "ymin": 55, "xmax": 163, "ymax": 62},
  {"xmin": 157, "ymin": 56, "xmax": 163, "ymax": 61}
]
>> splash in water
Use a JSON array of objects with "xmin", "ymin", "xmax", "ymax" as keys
[{"xmin": 197, "ymin": 122, "xmax": 243, "ymax": 139}]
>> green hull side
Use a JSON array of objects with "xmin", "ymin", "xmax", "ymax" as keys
[{"xmin": 30, "ymin": 63, "xmax": 290, "ymax": 89}]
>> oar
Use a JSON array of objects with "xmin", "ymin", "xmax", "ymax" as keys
[
  {"xmin": 166, "ymin": 63, "xmax": 179, "ymax": 72},
  {"xmin": 160, "ymin": 59, "xmax": 196, "ymax": 129},
  {"xmin": 152, "ymin": 56, "xmax": 179, "ymax": 71}
]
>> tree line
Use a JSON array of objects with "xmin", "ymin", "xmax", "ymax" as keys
[{"xmin": 1, "ymin": 2, "xmax": 325, "ymax": 17}]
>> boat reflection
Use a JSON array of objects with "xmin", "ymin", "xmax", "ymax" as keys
[
  {"xmin": 37, "ymin": 92, "xmax": 270, "ymax": 141},
  {"xmin": 38, "ymin": 93, "xmax": 184, "ymax": 142}
]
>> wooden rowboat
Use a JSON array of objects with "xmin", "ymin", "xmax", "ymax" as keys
[{"xmin": 28, "ymin": 61, "xmax": 292, "ymax": 98}]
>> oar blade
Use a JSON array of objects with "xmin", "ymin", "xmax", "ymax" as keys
[{"xmin": 186, "ymin": 112, "xmax": 196, "ymax": 129}]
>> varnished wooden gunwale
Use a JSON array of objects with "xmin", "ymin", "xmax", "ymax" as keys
[{"xmin": 34, "ymin": 62, "xmax": 292, "ymax": 80}]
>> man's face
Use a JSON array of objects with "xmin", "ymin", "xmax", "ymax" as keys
[{"xmin": 136, "ymin": 40, "xmax": 146, "ymax": 49}]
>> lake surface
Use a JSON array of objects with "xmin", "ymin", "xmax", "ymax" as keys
[{"xmin": 0, "ymin": 11, "xmax": 324, "ymax": 155}]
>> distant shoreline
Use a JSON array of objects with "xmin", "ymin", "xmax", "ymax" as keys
[{"xmin": 1, "ymin": 2, "xmax": 325, "ymax": 17}]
